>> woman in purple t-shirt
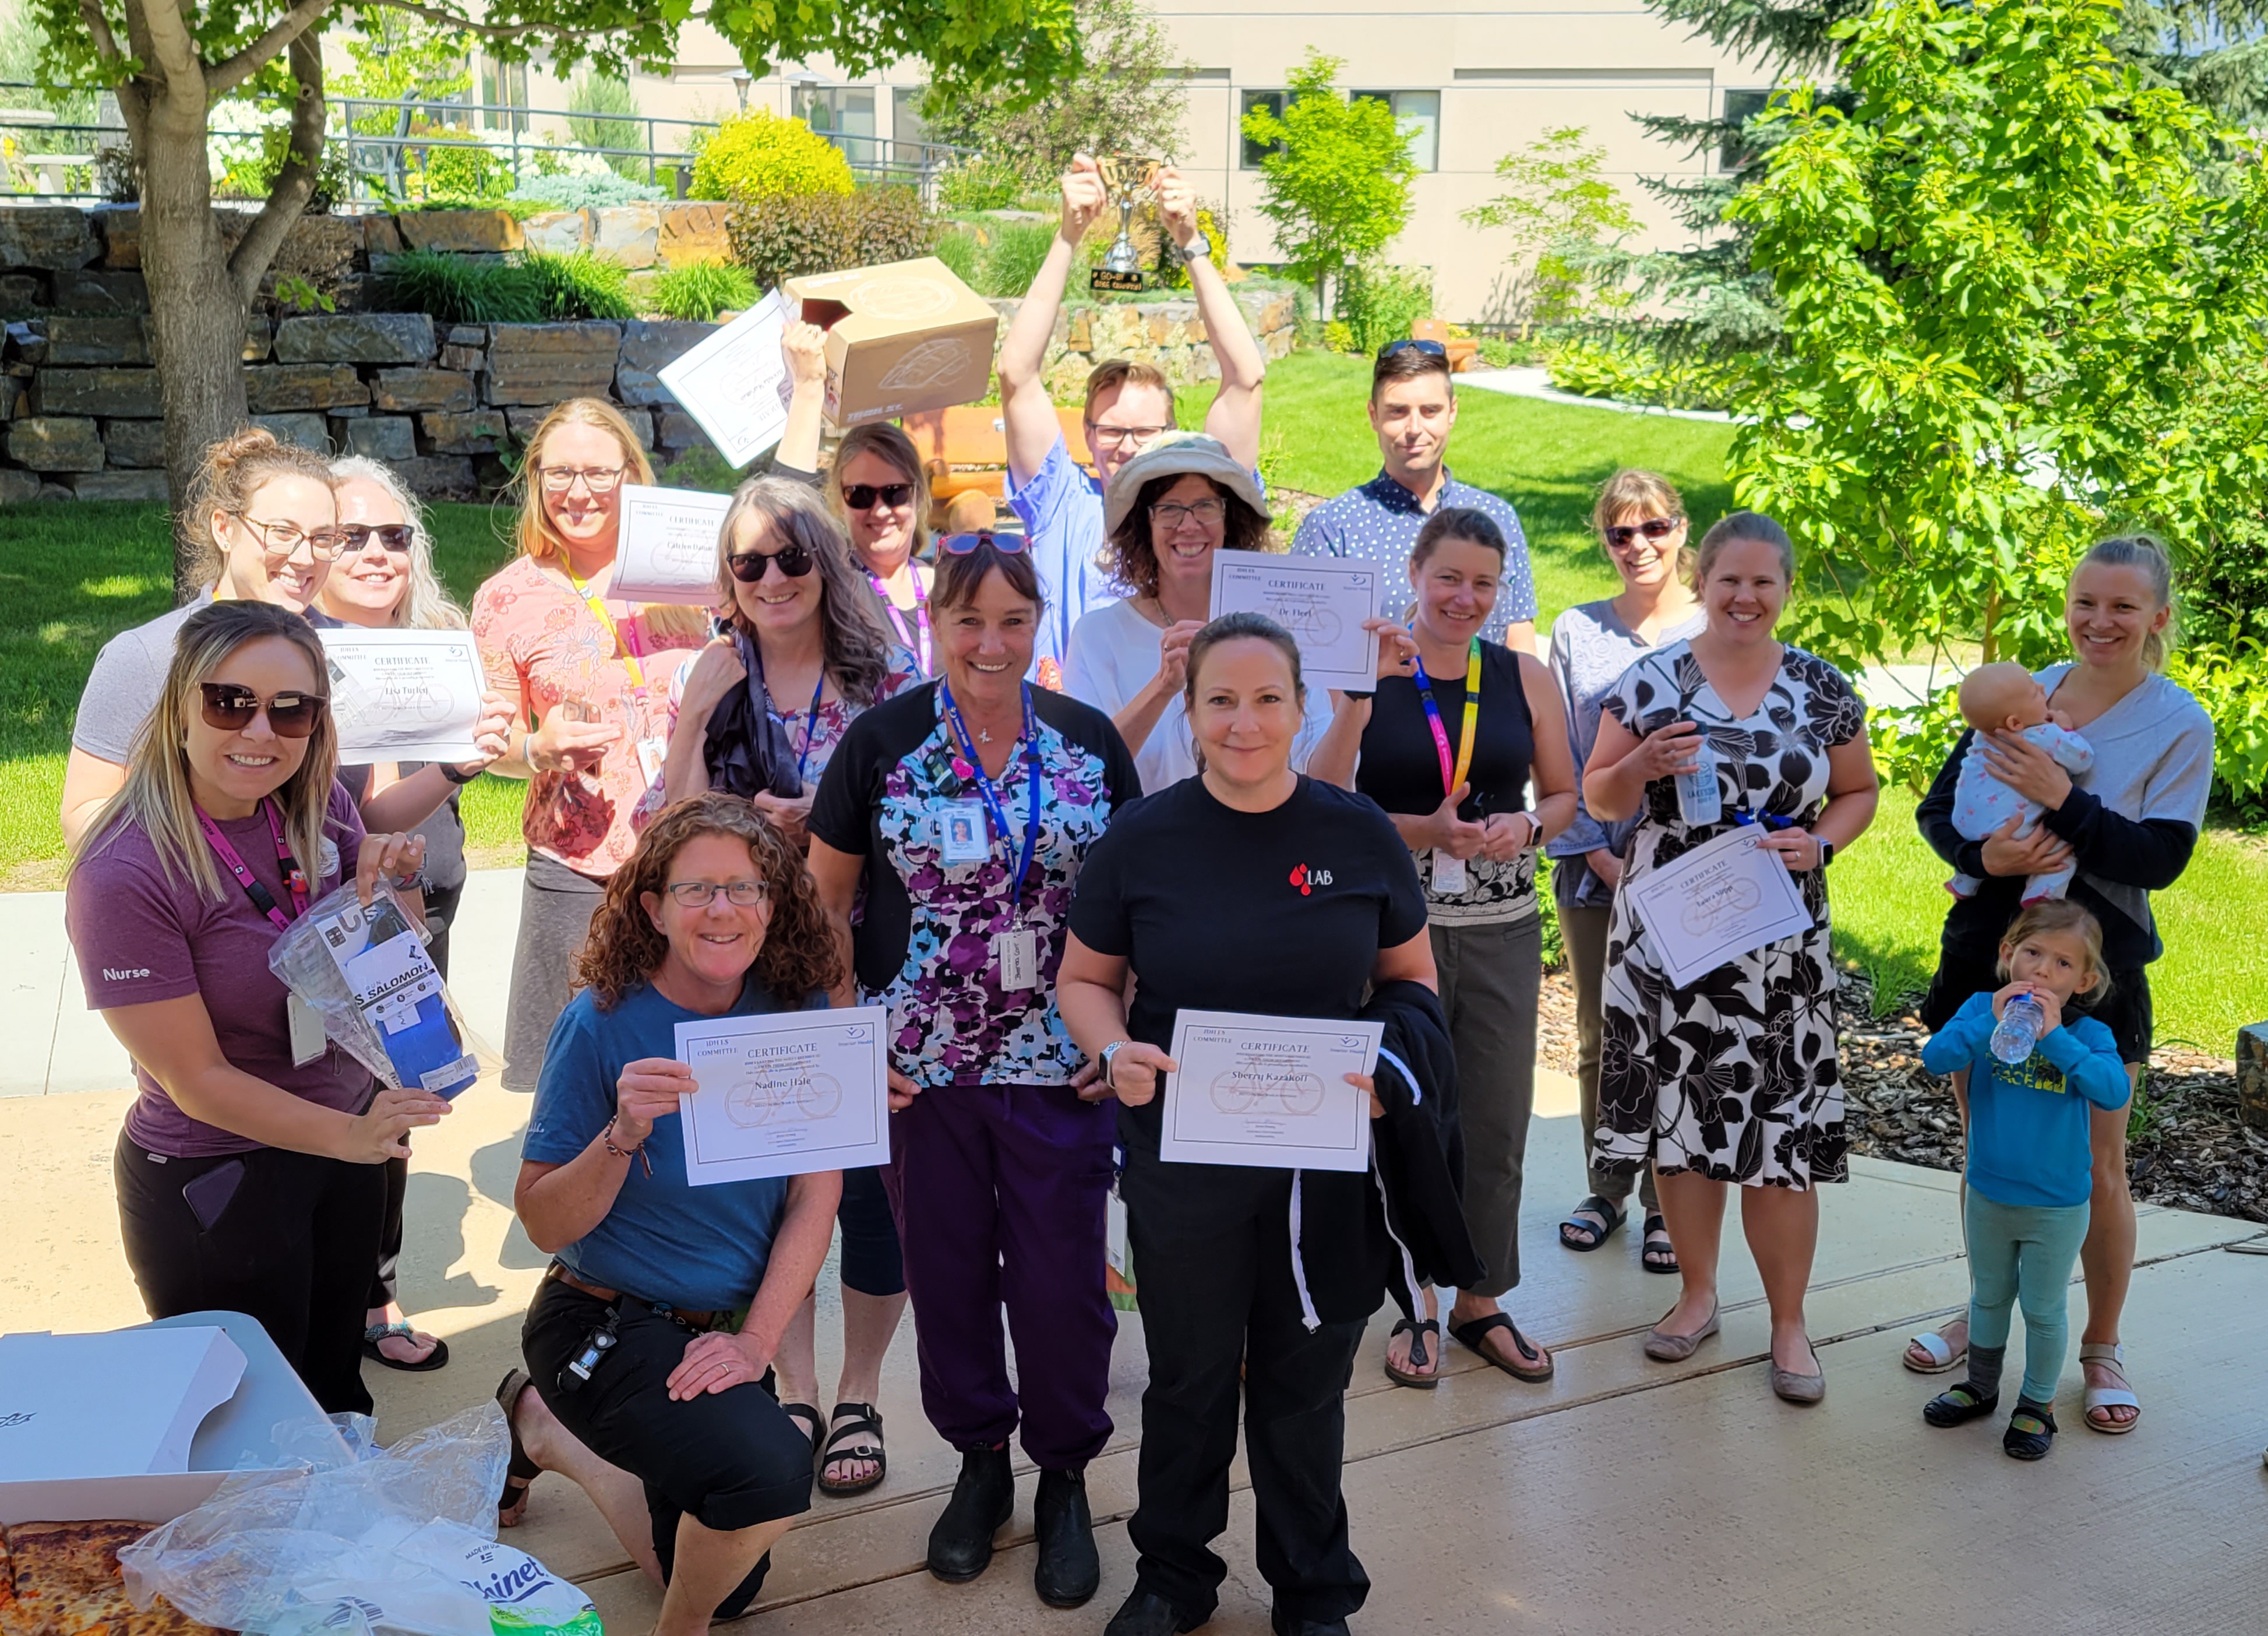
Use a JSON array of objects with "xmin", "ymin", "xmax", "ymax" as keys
[{"xmin": 66, "ymin": 601, "xmax": 436, "ymax": 1415}]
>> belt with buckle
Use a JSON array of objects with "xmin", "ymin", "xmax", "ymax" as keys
[{"xmin": 545, "ymin": 1263, "xmax": 729, "ymax": 1332}]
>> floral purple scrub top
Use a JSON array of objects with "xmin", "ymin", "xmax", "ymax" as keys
[{"xmin": 810, "ymin": 680, "xmax": 1142, "ymax": 1086}]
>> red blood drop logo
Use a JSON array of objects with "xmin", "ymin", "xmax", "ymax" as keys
[{"xmin": 1289, "ymin": 863, "xmax": 1311, "ymax": 895}]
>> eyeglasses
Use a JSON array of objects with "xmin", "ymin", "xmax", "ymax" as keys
[
  {"xmin": 727, "ymin": 544, "xmax": 817, "ymax": 582},
  {"xmin": 1379, "ymin": 339, "xmax": 1448, "ymax": 359},
  {"xmin": 538, "ymin": 465, "xmax": 626, "ymax": 495},
  {"xmin": 1604, "ymin": 517, "xmax": 1685, "ymax": 549},
  {"xmin": 842, "ymin": 482, "xmax": 913, "ymax": 510},
  {"xmin": 227, "ymin": 513, "xmax": 349, "ymax": 563},
  {"xmin": 665, "ymin": 879, "xmax": 770, "ymax": 907},
  {"xmin": 939, "ymin": 532, "xmax": 1031, "ymax": 556},
  {"xmin": 1085, "ymin": 422, "xmax": 1171, "ymax": 450},
  {"xmin": 336, "ymin": 523, "xmax": 416, "ymax": 554},
  {"xmin": 1152, "ymin": 498, "xmax": 1227, "ymax": 529},
  {"xmin": 198, "ymin": 682, "xmax": 327, "ymax": 738}
]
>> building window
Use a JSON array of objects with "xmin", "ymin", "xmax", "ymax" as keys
[
  {"xmin": 892, "ymin": 86, "xmax": 929, "ymax": 149},
  {"xmin": 1240, "ymin": 90, "xmax": 1284, "ymax": 170},
  {"xmin": 479, "ymin": 57, "xmax": 528, "ymax": 135},
  {"xmin": 1721, "ymin": 89, "xmax": 1770, "ymax": 172},
  {"xmin": 793, "ymin": 84, "xmax": 879, "ymax": 165},
  {"xmin": 1352, "ymin": 88, "xmax": 1440, "ymax": 171}
]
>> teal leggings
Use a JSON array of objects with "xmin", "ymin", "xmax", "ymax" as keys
[{"xmin": 1965, "ymin": 1189, "xmax": 2091, "ymax": 1405}]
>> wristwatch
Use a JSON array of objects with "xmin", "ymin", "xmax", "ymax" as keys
[
  {"xmin": 1099, "ymin": 1039, "xmax": 1131, "ymax": 1090},
  {"xmin": 1817, "ymin": 838, "xmax": 1836, "ymax": 868},
  {"xmin": 1175, "ymin": 232, "xmax": 1213, "ymax": 267}
]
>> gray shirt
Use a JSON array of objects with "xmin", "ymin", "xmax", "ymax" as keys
[
  {"xmin": 1546, "ymin": 597, "xmax": 1707, "ymax": 908},
  {"xmin": 70, "ymin": 590, "xmax": 216, "ymax": 762}
]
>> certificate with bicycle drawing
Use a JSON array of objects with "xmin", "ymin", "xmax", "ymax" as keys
[
  {"xmin": 317, "ymin": 627, "xmax": 486, "ymax": 763},
  {"xmin": 611, "ymin": 484, "xmax": 735, "ymax": 604},
  {"xmin": 675, "ymin": 1005, "xmax": 891, "ymax": 1184},
  {"xmin": 1209, "ymin": 554, "xmax": 1381, "ymax": 692},
  {"xmin": 1623, "ymin": 826, "xmax": 1815, "ymax": 989},
  {"xmin": 1159, "ymin": 1010, "xmax": 1384, "ymax": 1173}
]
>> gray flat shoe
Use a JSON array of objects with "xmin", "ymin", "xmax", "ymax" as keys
[
  {"xmin": 1770, "ymin": 1355, "xmax": 1826, "ymax": 1405},
  {"xmin": 1643, "ymin": 1302, "xmax": 1719, "ymax": 1362}
]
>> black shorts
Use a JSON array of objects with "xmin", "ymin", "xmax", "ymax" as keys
[{"xmin": 1921, "ymin": 952, "xmax": 2154, "ymax": 1066}]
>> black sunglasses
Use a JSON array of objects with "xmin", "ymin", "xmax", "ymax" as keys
[
  {"xmin": 1604, "ymin": 517, "xmax": 1685, "ymax": 548},
  {"xmin": 939, "ymin": 532, "xmax": 1030, "ymax": 556},
  {"xmin": 1379, "ymin": 339, "xmax": 1448, "ymax": 359},
  {"xmin": 336, "ymin": 523, "xmax": 417, "ymax": 553},
  {"xmin": 842, "ymin": 482, "xmax": 914, "ymax": 510},
  {"xmin": 727, "ymin": 544, "xmax": 817, "ymax": 582},
  {"xmin": 199, "ymin": 682, "xmax": 327, "ymax": 738}
]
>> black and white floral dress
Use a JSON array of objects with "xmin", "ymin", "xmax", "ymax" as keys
[{"xmin": 1593, "ymin": 640, "xmax": 1867, "ymax": 1189}]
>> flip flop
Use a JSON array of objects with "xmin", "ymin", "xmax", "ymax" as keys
[
  {"xmin": 1382, "ymin": 1317, "xmax": 1441, "ymax": 1389},
  {"xmin": 495, "ymin": 1369, "xmax": 543, "ymax": 1524},
  {"xmin": 817, "ymin": 1401, "xmax": 887, "ymax": 1496},
  {"xmin": 364, "ymin": 1320, "xmax": 450, "ymax": 1373},
  {"xmin": 1449, "ymin": 1311, "xmax": 1554, "ymax": 1383},
  {"xmin": 1558, "ymin": 1195, "xmax": 1625, "ymax": 1251}
]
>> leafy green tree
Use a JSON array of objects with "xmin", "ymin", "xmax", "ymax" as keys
[
  {"xmin": 1240, "ymin": 50, "xmax": 1416, "ymax": 312},
  {"xmin": 30, "ymin": 0, "xmax": 1081, "ymax": 597},
  {"xmin": 1728, "ymin": 0, "xmax": 2268, "ymax": 692},
  {"xmin": 1462, "ymin": 125, "xmax": 1641, "ymax": 333}
]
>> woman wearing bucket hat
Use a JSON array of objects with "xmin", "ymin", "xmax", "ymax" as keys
[{"xmin": 1065, "ymin": 433, "xmax": 1358, "ymax": 791}]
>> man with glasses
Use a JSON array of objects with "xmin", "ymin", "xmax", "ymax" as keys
[
  {"xmin": 997, "ymin": 153, "xmax": 1268, "ymax": 684},
  {"xmin": 1293, "ymin": 341, "xmax": 1537, "ymax": 653}
]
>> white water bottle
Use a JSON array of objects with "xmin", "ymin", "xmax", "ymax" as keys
[
  {"xmin": 1991, "ymin": 994, "xmax": 2045, "ymax": 1064},
  {"xmin": 1674, "ymin": 735, "xmax": 1721, "ymax": 827}
]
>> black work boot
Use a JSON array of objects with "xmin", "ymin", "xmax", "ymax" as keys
[
  {"xmin": 1105, "ymin": 1586, "xmax": 1204, "ymax": 1635},
  {"xmin": 1032, "ymin": 1466, "xmax": 1101, "ymax": 1607},
  {"xmin": 926, "ymin": 1443, "xmax": 1014, "ymax": 1582}
]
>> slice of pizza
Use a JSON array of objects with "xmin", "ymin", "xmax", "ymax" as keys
[{"xmin": 0, "ymin": 1522, "xmax": 229, "ymax": 1636}]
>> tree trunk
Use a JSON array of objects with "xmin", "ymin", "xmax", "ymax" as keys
[{"xmin": 1981, "ymin": 586, "xmax": 2001, "ymax": 666}]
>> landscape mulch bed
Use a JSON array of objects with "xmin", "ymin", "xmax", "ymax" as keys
[{"xmin": 1534, "ymin": 968, "xmax": 2268, "ymax": 1225}]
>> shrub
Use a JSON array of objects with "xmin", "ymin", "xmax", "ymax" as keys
[
  {"xmin": 976, "ymin": 219, "xmax": 1057, "ymax": 299},
  {"xmin": 567, "ymin": 71, "xmax": 645, "ymax": 177},
  {"xmin": 407, "ymin": 130, "xmax": 514, "ymax": 206},
  {"xmin": 691, "ymin": 111, "xmax": 855, "ymax": 203},
  {"xmin": 1334, "ymin": 262, "xmax": 1432, "ymax": 354},
  {"xmin": 523, "ymin": 251, "xmax": 635, "ymax": 321},
  {"xmin": 932, "ymin": 228, "xmax": 982, "ymax": 288},
  {"xmin": 378, "ymin": 249, "xmax": 542, "ymax": 324},
  {"xmin": 937, "ymin": 156, "xmax": 1031, "ymax": 212},
  {"xmin": 728, "ymin": 187, "xmax": 933, "ymax": 291},
  {"xmin": 1549, "ymin": 335, "xmax": 1740, "ymax": 412},
  {"xmin": 1476, "ymin": 335, "xmax": 1515, "ymax": 368},
  {"xmin": 512, "ymin": 171, "xmax": 665, "ymax": 210},
  {"xmin": 1151, "ymin": 204, "xmax": 1231, "ymax": 290},
  {"xmin": 650, "ymin": 260, "xmax": 759, "ymax": 322}
]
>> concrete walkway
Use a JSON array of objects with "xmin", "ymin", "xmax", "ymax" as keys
[{"xmin": 1458, "ymin": 365, "xmax": 1737, "ymax": 424}]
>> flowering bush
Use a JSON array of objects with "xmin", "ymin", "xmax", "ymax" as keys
[{"xmin": 690, "ymin": 111, "xmax": 854, "ymax": 203}]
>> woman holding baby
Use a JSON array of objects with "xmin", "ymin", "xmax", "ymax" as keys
[{"xmin": 1906, "ymin": 535, "xmax": 2215, "ymax": 1436}]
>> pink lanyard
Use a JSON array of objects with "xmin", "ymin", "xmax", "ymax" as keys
[
  {"xmin": 196, "ymin": 799, "xmax": 309, "ymax": 933},
  {"xmin": 871, "ymin": 569, "xmax": 932, "ymax": 675}
]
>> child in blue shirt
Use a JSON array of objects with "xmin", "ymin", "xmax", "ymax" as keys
[{"xmin": 1918, "ymin": 899, "xmax": 2129, "ymax": 1459}]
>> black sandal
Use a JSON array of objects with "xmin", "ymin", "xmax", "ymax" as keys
[
  {"xmin": 2004, "ymin": 1401, "xmax": 2058, "ymax": 1461},
  {"xmin": 781, "ymin": 1400, "xmax": 826, "ymax": 1465},
  {"xmin": 1449, "ymin": 1311, "xmax": 1554, "ymax": 1383},
  {"xmin": 1559, "ymin": 1195, "xmax": 1625, "ymax": 1251},
  {"xmin": 1640, "ymin": 1212, "xmax": 1680, "ymax": 1275},
  {"xmin": 818, "ymin": 1401, "xmax": 887, "ymax": 1496},
  {"xmin": 1383, "ymin": 1317, "xmax": 1441, "ymax": 1389},
  {"xmin": 1923, "ymin": 1383, "xmax": 1999, "ymax": 1427},
  {"xmin": 495, "ymin": 1369, "xmax": 543, "ymax": 1524}
]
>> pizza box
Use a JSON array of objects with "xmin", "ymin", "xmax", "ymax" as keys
[
  {"xmin": 783, "ymin": 256, "xmax": 1001, "ymax": 429},
  {"xmin": 0, "ymin": 1310, "xmax": 348, "ymax": 1525}
]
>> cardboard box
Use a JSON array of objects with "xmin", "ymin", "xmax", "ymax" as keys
[
  {"xmin": 0, "ymin": 1310, "xmax": 348, "ymax": 1525},
  {"xmin": 784, "ymin": 257, "xmax": 1000, "ymax": 429}
]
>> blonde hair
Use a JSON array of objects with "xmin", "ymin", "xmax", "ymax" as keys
[
  {"xmin": 827, "ymin": 421, "xmax": 933, "ymax": 565},
  {"xmin": 1084, "ymin": 359, "xmax": 1177, "ymax": 425},
  {"xmin": 72, "ymin": 602, "xmax": 340, "ymax": 904},
  {"xmin": 1996, "ymin": 899, "xmax": 2111, "ymax": 1006},
  {"xmin": 2078, "ymin": 534, "xmax": 2176, "ymax": 671},
  {"xmin": 510, "ymin": 398, "xmax": 657, "ymax": 565},
  {"xmin": 183, "ymin": 428, "xmax": 338, "ymax": 590},
  {"xmin": 1593, "ymin": 468, "xmax": 1696, "ymax": 581},
  {"xmin": 329, "ymin": 456, "xmax": 467, "ymax": 630},
  {"xmin": 715, "ymin": 476, "xmax": 901, "ymax": 706}
]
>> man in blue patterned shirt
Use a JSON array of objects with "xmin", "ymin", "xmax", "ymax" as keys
[{"xmin": 1292, "ymin": 343, "xmax": 1537, "ymax": 653}]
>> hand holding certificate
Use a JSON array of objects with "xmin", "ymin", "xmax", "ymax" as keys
[
  {"xmin": 655, "ymin": 290, "xmax": 794, "ymax": 468},
  {"xmin": 612, "ymin": 485, "xmax": 736, "ymax": 605},
  {"xmin": 1210, "ymin": 554, "xmax": 1381, "ymax": 692},
  {"xmin": 1623, "ymin": 825, "xmax": 1815, "ymax": 988},
  {"xmin": 318, "ymin": 627, "xmax": 487, "ymax": 763},
  {"xmin": 675, "ymin": 1004, "xmax": 891, "ymax": 1183},
  {"xmin": 1159, "ymin": 1010, "xmax": 1384, "ymax": 1172}
]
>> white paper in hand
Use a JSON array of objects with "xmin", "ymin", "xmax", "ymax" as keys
[
  {"xmin": 1210, "ymin": 554, "xmax": 1381, "ymax": 692},
  {"xmin": 655, "ymin": 290, "xmax": 794, "ymax": 468},
  {"xmin": 611, "ymin": 485, "xmax": 736, "ymax": 604},
  {"xmin": 675, "ymin": 1006, "xmax": 894, "ymax": 1183},
  {"xmin": 318, "ymin": 628, "xmax": 486, "ymax": 763}
]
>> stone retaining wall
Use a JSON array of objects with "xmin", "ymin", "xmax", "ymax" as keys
[{"xmin": 0, "ymin": 204, "xmax": 1297, "ymax": 503}]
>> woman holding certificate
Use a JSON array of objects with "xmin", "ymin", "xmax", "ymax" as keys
[
  {"xmin": 805, "ymin": 536, "xmax": 1141, "ymax": 1610},
  {"xmin": 472, "ymin": 399, "xmax": 708, "ymax": 1092},
  {"xmin": 1581, "ymin": 513, "xmax": 1878, "ymax": 1405},
  {"xmin": 506, "ymin": 793, "xmax": 845, "ymax": 1633},
  {"xmin": 1059, "ymin": 616, "xmax": 1436, "ymax": 1636}
]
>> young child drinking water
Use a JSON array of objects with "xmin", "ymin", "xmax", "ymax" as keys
[
  {"xmin": 1918, "ymin": 900, "xmax": 2129, "ymax": 1459},
  {"xmin": 1945, "ymin": 662, "xmax": 2094, "ymax": 903}
]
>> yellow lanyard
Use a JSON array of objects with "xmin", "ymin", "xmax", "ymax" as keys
[{"xmin": 560, "ymin": 562, "xmax": 645, "ymax": 690}]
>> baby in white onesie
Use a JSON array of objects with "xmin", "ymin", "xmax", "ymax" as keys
[{"xmin": 1948, "ymin": 662, "xmax": 2094, "ymax": 902}]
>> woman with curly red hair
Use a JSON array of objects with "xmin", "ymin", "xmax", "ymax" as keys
[{"xmin": 498, "ymin": 793, "xmax": 846, "ymax": 1635}]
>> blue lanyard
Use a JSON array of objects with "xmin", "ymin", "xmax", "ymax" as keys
[
  {"xmin": 791, "ymin": 670, "xmax": 826, "ymax": 785},
  {"xmin": 939, "ymin": 679, "xmax": 1041, "ymax": 907}
]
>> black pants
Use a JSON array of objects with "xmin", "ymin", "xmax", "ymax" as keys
[
  {"xmin": 837, "ymin": 1164, "xmax": 904, "ymax": 1297},
  {"xmin": 368, "ymin": 879, "xmax": 461, "ymax": 1313},
  {"xmin": 523, "ymin": 1277, "xmax": 815, "ymax": 1620},
  {"xmin": 114, "ymin": 1130, "xmax": 385, "ymax": 1415},
  {"xmin": 1120, "ymin": 1148, "xmax": 1371, "ymax": 1627}
]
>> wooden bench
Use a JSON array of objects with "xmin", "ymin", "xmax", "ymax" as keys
[
  {"xmin": 1410, "ymin": 318, "xmax": 1479, "ymax": 374},
  {"xmin": 900, "ymin": 406, "xmax": 1094, "ymax": 527}
]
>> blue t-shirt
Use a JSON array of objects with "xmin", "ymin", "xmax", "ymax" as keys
[
  {"xmin": 524, "ymin": 976, "xmax": 828, "ymax": 1311},
  {"xmin": 1006, "ymin": 434, "xmax": 1119, "ymax": 685},
  {"xmin": 1919, "ymin": 991, "xmax": 2131, "ymax": 1208},
  {"xmin": 1292, "ymin": 467, "xmax": 1537, "ymax": 646}
]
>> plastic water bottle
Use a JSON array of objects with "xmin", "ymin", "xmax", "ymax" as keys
[
  {"xmin": 1991, "ymin": 994, "xmax": 2045, "ymax": 1064},
  {"xmin": 1674, "ymin": 736, "xmax": 1722, "ymax": 827}
]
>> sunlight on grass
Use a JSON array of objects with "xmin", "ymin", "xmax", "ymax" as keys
[{"xmin": 79, "ymin": 575, "xmax": 156, "ymax": 598}]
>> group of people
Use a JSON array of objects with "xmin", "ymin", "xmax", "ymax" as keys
[{"xmin": 55, "ymin": 149, "xmax": 2216, "ymax": 1636}]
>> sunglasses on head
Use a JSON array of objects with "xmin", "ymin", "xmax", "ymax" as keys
[
  {"xmin": 842, "ymin": 482, "xmax": 914, "ymax": 510},
  {"xmin": 939, "ymin": 533, "xmax": 1030, "ymax": 556},
  {"xmin": 727, "ymin": 544, "xmax": 817, "ymax": 582},
  {"xmin": 336, "ymin": 523, "xmax": 416, "ymax": 553},
  {"xmin": 1380, "ymin": 339, "xmax": 1448, "ymax": 359},
  {"xmin": 1604, "ymin": 517, "xmax": 1684, "ymax": 549},
  {"xmin": 198, "ymin": 681, "xmax": 327, "ymax": 738}
]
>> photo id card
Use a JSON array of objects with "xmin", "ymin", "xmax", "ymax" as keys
[
  {"xmin": 940, "ymin": 799, "xmax": 990, "ymax": 865},
  {"xmin": 1430, "ymin": 850, "xmax": 1469, "ymax": 895}
]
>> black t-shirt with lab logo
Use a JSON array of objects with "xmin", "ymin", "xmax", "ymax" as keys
[{"xmin": 1068, "ymin": 774, "xmax": 1428, "ymax": 1153}]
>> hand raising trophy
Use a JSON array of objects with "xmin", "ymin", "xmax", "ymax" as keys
[{"xmin": 1089, "ymin": 153, "xmax": 1161, "ymax": 294}]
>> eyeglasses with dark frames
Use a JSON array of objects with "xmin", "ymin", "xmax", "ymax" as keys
[
  {"xmin": 1084, "ymin": 422, "xmax": 1172, "ymax": 449},
  {"xmin": 665, "ymin": 879, "xmax": 770, "ymax": 907},
  {"xmin": 1151, "ymin": 498, "xmax": 1228, "ymax": 529},
  {"xmin": 538, "ymin": 465, "xmax": 626, "ymax": 494},
  {"xmin": 726, "ymin": 544, "xmax": 818, "ymax": 582},
  {"xmin": 227, "ymin": 513, "xmax": 350, "ymax": 563}
]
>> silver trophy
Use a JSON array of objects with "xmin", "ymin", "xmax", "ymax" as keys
[{"xmin": 1090, "ymin": 154, "xmax": 1160, "ymax": 293}]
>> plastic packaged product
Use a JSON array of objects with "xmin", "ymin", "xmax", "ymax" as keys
[
  {"xmin": 1674, "ymin": 735, "xmax": 1722, "ymax": 827},
  {"xmin": 268, "ymin": 881, "xmax": 484, "ymax": 1099},
  {"xmin": 1990, "ymin": 993, "xmax": 2046, "ymax": 1064}
]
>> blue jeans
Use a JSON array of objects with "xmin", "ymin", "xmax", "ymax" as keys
[{"xmin": 1965, "ymin": 1188, "xmax": 2090, "ymax": 1405}]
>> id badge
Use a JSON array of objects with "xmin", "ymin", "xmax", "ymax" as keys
[
  {"xmin": 287, "ymin": 992, "xmax": 327, "ymax": 1066},
  {"xmin": 1431, "ymin": 849, "xmax": 1470, "ymax": 895},
  {"xmin": 635, "ymin": 736, "xmax": 667, "ymax": 787},
  {"xmin": 997, "ymin": 928, "xmax": 1039, "ymax": 991},
  {"xmin": 940, "ymin": 798, "xmax": 992, "ymax": 865}
]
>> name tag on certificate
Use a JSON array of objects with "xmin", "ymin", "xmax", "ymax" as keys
[{"xmin": 997, "ymin": 928, "xmax": 1038, "ymax": 990}]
